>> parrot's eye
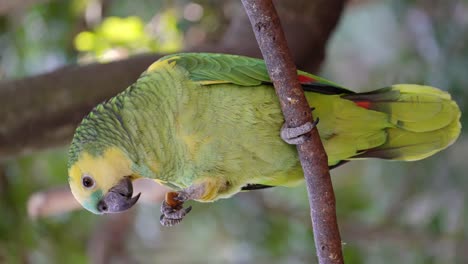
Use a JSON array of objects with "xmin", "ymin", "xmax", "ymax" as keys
[{"xmin": 82, "ymin": 175, "xmax": 95, "ymax": 189}]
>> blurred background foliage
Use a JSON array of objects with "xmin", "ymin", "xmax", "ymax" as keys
[{"xmin": 1, "ymin": 0, "xmax": 467, "ymax": 263}]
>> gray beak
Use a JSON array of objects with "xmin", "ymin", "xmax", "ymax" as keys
[{"xmin": 97, "ymin": 177, "xmax": 141, "ymax": 214}]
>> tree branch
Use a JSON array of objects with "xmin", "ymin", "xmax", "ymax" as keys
[
  {"xmin": 241, "ymin": 0, "xmax": 344, "ymax": 263},
  {"xmin": 27, "ymin": 178, "xmax": 169, "ymax": 219},
  {"xmin": 0, "ymin": 55, "xmax": 161, "ymax": 159}
]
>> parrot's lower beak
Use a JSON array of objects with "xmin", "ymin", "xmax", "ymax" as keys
[{"xmin": 97, "ymin": 177, "xmax": 141, "ymax": 214}]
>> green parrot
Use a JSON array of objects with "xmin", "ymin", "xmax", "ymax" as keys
[{"xmin": 68, "ymin": 53, "xmax": 461, "ymax": 226}]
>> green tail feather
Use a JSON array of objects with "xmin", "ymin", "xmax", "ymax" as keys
[{"xmin": 346, "ymin": 84, "xmax": 461, "ymax": 161}]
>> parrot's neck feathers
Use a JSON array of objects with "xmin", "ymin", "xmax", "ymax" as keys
[{"xmin": 70, "ymin": 72, "xmax": 186, "ymax": 183}]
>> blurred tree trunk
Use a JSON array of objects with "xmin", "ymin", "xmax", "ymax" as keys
[
  {"xmin": 0, "ymin": 0, "xmax": 345, "ymax": 159},
  {"xmin": 0, "ymin": 0, "xmax": 50, "ymax": 15},
  {"xmin": 223, "ymin": 0, "xmax": 345, "ymax": 71}
]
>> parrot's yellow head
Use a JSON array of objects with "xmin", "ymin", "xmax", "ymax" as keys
[{"xmin": 68, "ymin": 147, "xmax": 141, "ymax": 214}]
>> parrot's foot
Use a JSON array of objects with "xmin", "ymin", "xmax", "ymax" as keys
[
  {"xmin": 280, "ymin": 118, "xmax": 319, "ymax": 145},
  {"xmin": 159, "ymin": 184, "xmax": 206, "ymax": 227},
  {"xmin": 160, "ymin": 191, "xmax": 192, "ymax": 227}
]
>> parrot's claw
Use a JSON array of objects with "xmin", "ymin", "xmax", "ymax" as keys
[
  {"xmin": 160, "ymin": 215, "xmax": 184, "ymax": 227},
  {"xmin": 173, "ymin": 192, "xmax": 189, "ymax": 202},
  {"xmin": 159, "ymin": 191, "xmax": 192, "ymax": 227},
  {"xmin": 160, "ymin": 201, "xmax": 192, "ymax": 227},
  {"xmin": 280, "ymin": 118, "xmax": 319, "ymax": 145}
]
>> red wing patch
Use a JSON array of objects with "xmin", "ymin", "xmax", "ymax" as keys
[
  {"xmin": 355, "ymin": 101, "xmax": 371, "ymax": 109},
  {"xmin": 298, "ymin": 75, "xmax": 316, "ymax": 84}
]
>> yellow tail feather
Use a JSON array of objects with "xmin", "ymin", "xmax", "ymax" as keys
[{"xmin": 352, "ymin": 84, "xmax": 461, "ymax": 161}]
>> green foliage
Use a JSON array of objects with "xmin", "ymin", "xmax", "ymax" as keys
[
  {"xmin": 74, "ymin": 13, "xmax": 183, "ymax": 62},
  {"xmin": 0, "ymin": 1, "xmax": 79, "ymax": 78}
]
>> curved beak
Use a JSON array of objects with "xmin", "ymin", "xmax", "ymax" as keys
[{"xmin": 97, "ymin": 177, "xmax": 141, "ymax": 214}]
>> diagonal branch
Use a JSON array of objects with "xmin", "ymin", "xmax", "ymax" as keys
[
  {"xmin": 0, "ymin": 54, "xmax": 162, "ymax": 159},
  {"xmin": 241, "ymin": 0, "xmax": 344, "ymax": 263}
]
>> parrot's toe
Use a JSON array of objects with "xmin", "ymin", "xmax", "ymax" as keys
[
  {"xmin": 173, "ymin": 191, "xmax": 189, "ymax": 202},
  {"xmin": 159, "ymin": 202, "xmax": 192, "ymax": 227},
  {"xmin": 280, "ymin": 118, "xmax": 319, "ymax": 145},
  {"xmin": 160, "ymin": 215, "xmax": 183, "ymax": 227},
  {"xmin": 159, "ymin": 191, "xmax": 193, "ymax": 227}
]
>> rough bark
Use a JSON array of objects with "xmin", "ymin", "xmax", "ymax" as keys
[
  {"xmin": 241, "ymin": 0, "xmax": 344, "ymax": 263},
  {"xmin": 0, "ymin": 0, "xmax": 345, "ymax": 159}
]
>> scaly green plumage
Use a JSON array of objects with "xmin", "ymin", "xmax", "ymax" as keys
[{"xmin": 68, "ymin": 53, "xmax": 461, "ymax": 214}]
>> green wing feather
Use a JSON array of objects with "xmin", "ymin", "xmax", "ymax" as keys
[{"xmin": 155, "ymin": 53, "xmax": 346, "ymax": 89}]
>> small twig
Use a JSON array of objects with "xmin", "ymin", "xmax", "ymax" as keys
[
  {"xmin": 27, "ymin": 179, "xmax": 169, "ymax": 218},
  {"xmin": 241, "ymin": 0, "xmax": 344, "ymax": 263},
  {"xmin": 27, "ymin": 186, "xmax": 82, "ymax": 219}
]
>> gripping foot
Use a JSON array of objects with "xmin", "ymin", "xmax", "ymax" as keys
[
  {"xmin": 159, "ymin": 191, "xmax": 192, "ymax": 227},
  {"xmin": 280, "ymin": 118, "xmax": 319, "ymax": 145}
]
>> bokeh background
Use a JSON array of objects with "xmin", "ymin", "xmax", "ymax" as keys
[{"xmin": 1, "ymin": 0, "xmax": 467, "ymax": 263}]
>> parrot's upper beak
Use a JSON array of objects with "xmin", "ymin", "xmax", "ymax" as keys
[{"xmin": 97, "ymin": 177, "xmax": 141, "ymax": 214}]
